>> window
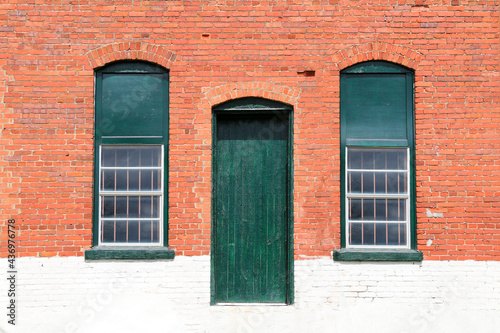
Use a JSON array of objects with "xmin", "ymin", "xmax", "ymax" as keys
[
  {"xmin": 99, "ymin": 145, "xmax": 163, "ymax": 244},
  {"xmin": 334, "ymin": 61, "xmax": 422, "ymax": 261},
  {"xmin": 86, "ymin": 61, "xmax": 174, "ymax": 260}
]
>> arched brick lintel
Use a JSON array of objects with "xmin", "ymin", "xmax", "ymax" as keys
[
  {"xmin": 332, "ymin": 42, "xmax": 423, "ymax": 71},
  {"xmin": 203, "ymin": 82, "xmax": 300, "ymax": 109},
  {"xmin": 86, "ymin": 42, "xmax": 177, "ymax": 70}
]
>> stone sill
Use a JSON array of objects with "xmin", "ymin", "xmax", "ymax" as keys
[
  {"xmin": 85, "ymin": 246, "xmax": 175, "ymax": 260},
  {"xmin": 333, "ymin": 248, "xmax": 423, "ymax": 262}
]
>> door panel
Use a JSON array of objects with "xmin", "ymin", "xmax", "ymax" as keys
[{"xmin": 213, "ymin": 114, "xmax": 289, "ymax": 303}]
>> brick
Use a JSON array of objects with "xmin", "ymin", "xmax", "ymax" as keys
[{"xmin": 0, "ymin": 0, "xmax": 498, "ymax": 261}]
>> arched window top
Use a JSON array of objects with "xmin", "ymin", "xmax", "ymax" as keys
[
  {"xmin": 341, "ymin": 60, "xmax": 413, "ymax": 74},
  {"xmin": 96, "ymin": 60, "xmax": 168, "ymax": 74},
  {"xmin": 213, "ymin": 97, "xmax": 292, "ymax": 112}
]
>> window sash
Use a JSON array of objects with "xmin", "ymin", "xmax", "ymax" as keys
[
  {"xmin": 98, "ymin": 145, "xmax": 164, "ymax": 246},
  {"xmin": 345, "ymin": 147, "xmax": 410, "ymax": 249}
]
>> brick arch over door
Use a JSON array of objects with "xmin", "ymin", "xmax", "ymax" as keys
[
  {"xmin": 202, "ymin": 82, "xmax": 300, "ymax": 110},
  {"xmin": 85, "ymin": 42, "xmax": 178, "ymax": 70},
  {"xmin": 332, "ymin": 42, "xmax": 423, "ymax": 72}
]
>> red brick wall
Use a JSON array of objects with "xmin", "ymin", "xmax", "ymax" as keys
[{"xmin": 0, "ymin": 0, "xmax": 498, "ymax": 260}]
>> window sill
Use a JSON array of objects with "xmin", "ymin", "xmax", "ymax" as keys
[
  {"xmin": 85, "ymin": 246, "xmax": 175, "ymax": 260},
  {"xmin": 333, "ymin": 248, "xmax": 423, "ymax": 262}
]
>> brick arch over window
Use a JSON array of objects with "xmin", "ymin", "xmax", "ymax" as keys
[
  {"xmin": 86, "ymin": 42, "xmax": 177, "ymax": 70},
  {"xmin": 202, "ymin": 82, "xmax": 300, "ymax": 109},
  {"xmin": 332, "ymin": 42, "xmax": 423, "ymax": 71}
]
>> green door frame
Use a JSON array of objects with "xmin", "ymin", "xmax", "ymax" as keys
[{"xmin": 210, "ymin": 97, "xmax": 294, "ymax": 305}]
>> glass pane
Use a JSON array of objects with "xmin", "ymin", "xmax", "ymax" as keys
[
  {"xmin": 101, "ymin": 170, "xmax": 116, "ymax": 191},
  {"xmin": 387, "ymin": 199, "xmax": 406, "ymax": 221},
  {"xmin": 102, "ymin": 196, "xmax": 160, "ymax": 219},
  {"xmin": 127, "ymin": 221, "xmax": 139, "ymax": 243},
  {"xmin": 386, "ymin": 150, "xmax": 407, "ymax": 170},
  {"xmin": 137, "ymin": 170, "xmax": 161, "ymax": 191},
  {"xmin": 152, "ymin": 221, "xmax": 159, "ymax": 243},
  {"xmin": 349, "ymin": 199, "xmax": 362, "ymax": 220},
  {"xmin": 102, "ymin": 221, "xmax": 115, "ymax": 243},
  {"xmin": 363, "ymin": 199, "xmax": 374, "ymax": 220},
  {"xmin": 140, "ymin": 221, "xmax": 156, "ymax": 243},
  {"xmin": 348, "ymin": 150, "xmax": 362, "ymax": 169},
  {"xmin": 350, "ymin": 199, "xmax": 406, "ymax": 222},
  {"xmin": 374, "ymin": 151, "xmax": 386, "ymax": 169},
  {"xmin": 348, "ymin": 171, "xmax": 362, "ymax": 193},
  {"xmin": 102, "ymin": 148, "xmax": 116, "ymax": 167},
  {"xmin": 350, "ymin": 222, "xmax": 407, "ymax": 246},
  {"xmin": 128, "ymin": 149, "xmax": 140, "ymax": 167},
  {"xmin": 386, "ymin": 172, "xmax": 407, "ymax": 194},
  {"xmin": 349, "ymin": 199, "xmax": 376, "ymax": 221},
  {"xmin": 350, "ymin": 222, "xmax": 378, "ymax": 245},
  {"xmin": 116, "ymin": 149, "xmax": 128, "ymax": 167},
  {"xmin": 375, "ymin": 199, "xmax": 387, "ymax": 221},
  {"xmin": 363, "ymin": 223, "xmax": 375, "ymax": 245},
  {"xmin": 350, "ymin": 223, "xmax": 362, "ymax": 245},
  {"xmin": 362, "ymin": 172, "xmax": 375, "ymax": 193},
  {"xmin": 375, "ymin": 172, "xmax": 386, "ymax": 193},
  {"xmin": 102, "ymin": 196, "xmax": 115, "ymax": 217},
  {"xmin": 129, "ymin": 170, "xmax": 139, "ymax": 190},
  {"xmin": 348, "ymin": 148, "xmax": 407, "ymax": 171},
  {"xmin": 101, "ymin": 169, "xmax": 161, "ymax": 191},
  {"xmin": 101, "ymin": 146, "xmax": 161, "ymax": 168},
  {"xmin": 140, "ymin": 196, "xmax": 160, "ymax": 218},
  {"xmin": 375, "ymin": 223, "xmax": 387, "ymax": 245},
  {"xmin": 116, "ymin": 221, "xmax": 127, "ymax": 242},
  {"xmin": 362, "ymin": 151, "xmax": 374, "ymax": 169},
  {"xmin": 141, "ymin": 171, "xmax": 153, "ymax": 191},
  {"xmin": 114, "ymin": 170, "xmax": 128, "ymax": 191},
  {"xmin": 388, "ymin": 223, "xmax": 405, "ymax": 245}
]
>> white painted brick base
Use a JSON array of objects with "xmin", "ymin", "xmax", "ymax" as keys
[{"xmin": 1, "ymin": 257, "xmax": 499, "ymax": 333}]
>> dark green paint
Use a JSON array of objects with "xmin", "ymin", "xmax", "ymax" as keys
[
  {"xmin": 333, "ymin": 249, "xmax": 422, "ymax": 261},
  {"xmin": 97, "ymin": 60, "xmax": 167, "ymax": 73},
  {"xmin": 342, "ymin": 60, "xmax": 412, "ymax": 74},
  {"xmin": 88, "ymin": 61, "xmax": 172, "ymax": 255},
  {"xmin": 339, "ymin": 61, "xmax": 421, "ymax": 260},
  {"xmin": 101, "ymin": 73, "xmax": 164, "ymax": 137},
  {"xmin": 213, "ymin": 97, "xmax": 293, "ymax": 112},
  {"xmin": 212, "ymin": 99, "xmax": 293, "ymax": 304},
  {"xmin": 343, "ymin": 74, "xmax": 408, "ymax": 142},
  {"xmin": 85, "ymin": 247, "xmax": 175, "ymax": 260}
]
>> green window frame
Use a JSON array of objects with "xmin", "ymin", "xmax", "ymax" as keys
[
  {"xmin": 334, "ymin": 61, "xmax": 422, "ymax": 261},
  {"xmin": 85, "ymin": 61, "xmax": 174, "ymax": 260}
]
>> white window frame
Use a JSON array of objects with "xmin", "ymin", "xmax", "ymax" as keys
[
  {"xmin": 97, "ymin": 144, "xmax": 164, "ymax": 247},
  {"xmin": 345, "ymin": 147, "xmax": 411, "ymax": 249}
]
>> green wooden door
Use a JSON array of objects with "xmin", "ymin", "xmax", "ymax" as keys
[{"xmin": 213, "ymin": 113, "xmax": 290, "ymax": 304}]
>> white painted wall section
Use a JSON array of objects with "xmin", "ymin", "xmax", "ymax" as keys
[{"xmin": 0, "ymin": 256, "xmax": 499, "ymax": 333}]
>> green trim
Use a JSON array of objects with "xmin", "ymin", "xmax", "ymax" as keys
[
  {"xmin": 85, "ymin": 247, "xmax": 175, "ymax": 260},
  {"xmin": 162, "ymin": 73, "xmax": 170, "ymax": 248},
  {"xmin": 211, "ymin": 110, "xmax": 221, "ymax": 305},
  {"xmin": 287, "ymin": 108, "xmax": 294, "ymax": 305},
  {"xmin": 345, "ymin": 139, "xmax": 408, "ymax": 147},
  {"xmin": 211, "ymin": 99, "xmax": 294, "ymax": 305},
  {"xmin": 92, "ymin": 71, "xmax": 103, "ymax": 247},
  {"xmin": 98, "ymin": 60, "xmax": 167, "ymax": 73},
  {"xmin": 100, "ymin": 137, "xmax": 164, "ymax": 145},
  {"xmin": 210, "ymin": 110, "xmax": 217, "ymax": 305},
  {"xmin": 333, "ymin": 249, "xmax": 422, "ymax": 262},
  {"xmin": 339, "ymin": 61, "xmax": 418, "ymax": 255},
  {"xmin": 213, "ymin": 97, "xmax": 293, "ymax": 112},
  {"xmin": 92, "ymin": 61, "xmax": 171, "ymax": 251},
  {"xmin": 342, "ymin": 60, "xmax": 412, "ymax": 74}
]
